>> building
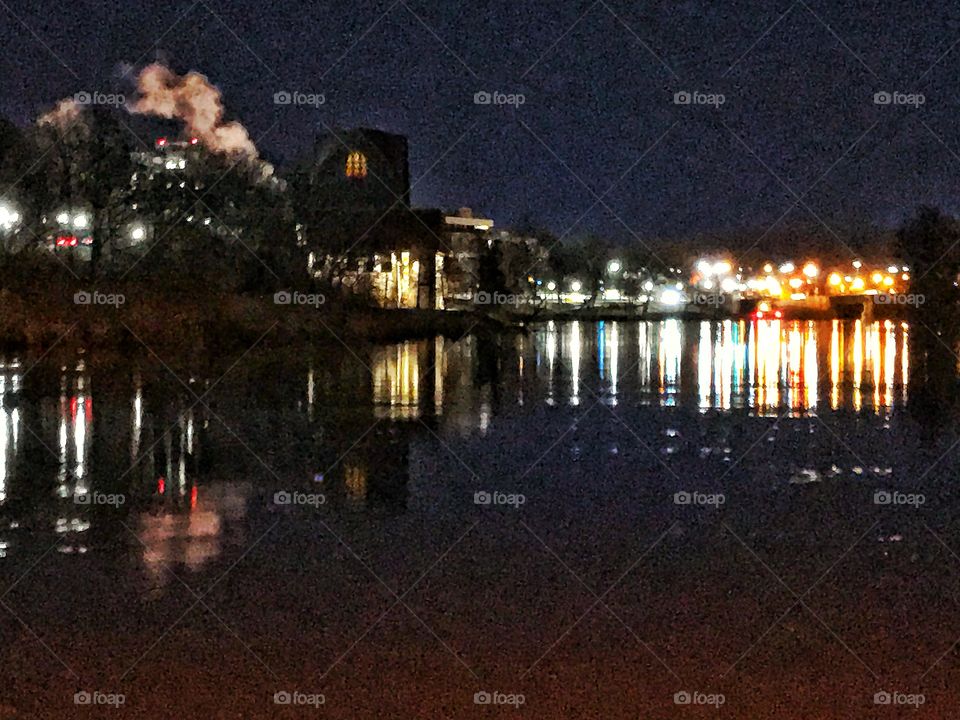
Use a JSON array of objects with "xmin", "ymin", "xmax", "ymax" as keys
[{"xmin": 288, "ymin": 128, "xmax": 497, "ymax": 310}]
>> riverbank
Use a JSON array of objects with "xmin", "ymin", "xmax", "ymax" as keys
[
  {"xmin": 501, "ymin": 298, "xmax": 909, "ymax": 323},
  {"xmin": 0, "ymin": 286, "xmax": 503, "ymax": 362}
]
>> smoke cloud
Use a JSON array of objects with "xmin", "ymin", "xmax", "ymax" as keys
[
  {"xmin": 37, "ymin": 99, "xmax": 83, "ymax": 130},
  {"xmin": 129, "ymin": 64, "xmax": 258, "ymax": 159}
]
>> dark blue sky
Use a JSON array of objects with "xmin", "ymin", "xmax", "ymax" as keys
[{"xmin": 2, "ymin": 0, "xmax": 960, "ymax": 241}]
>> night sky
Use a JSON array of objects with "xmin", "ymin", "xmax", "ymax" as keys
[{"xmin": 2, "ymin": 0, "xmax": 960, "ymax": 242}]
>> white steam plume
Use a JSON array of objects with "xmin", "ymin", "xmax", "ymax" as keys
[{"xmin": 130, "ymin": 63, "xmax": 258, "ymax": 159}]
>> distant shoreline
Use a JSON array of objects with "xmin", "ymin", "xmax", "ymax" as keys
[{"xmin": 0, "ymin": 286, "xmax": 911, "ymax": 361}]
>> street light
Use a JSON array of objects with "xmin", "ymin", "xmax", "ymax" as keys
[
  {"xmin": 607, "ymin": 259, "xmax": 622, "ymax": 274},
  {"xmin": 570, "ymin": 280, "xmax": 582, "ymax": 292},
  {"xmin": 779, "ymin": 262, "xmax": 795, "ymax": 274},
  {"xmin": 0, "ymin": 204, "xmax": 20, "ymax": 231},
  {"xmin": 130, "ymin": 225, "xmax": 146, "ymax": 242},
  {"xmin": 802, "ymin": 262, "xmax": 819, "ymax": 278}
]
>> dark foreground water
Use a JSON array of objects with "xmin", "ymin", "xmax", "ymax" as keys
[{"xmin": 2, "ymin": 319, "xmax": 959, "ymax": 718}]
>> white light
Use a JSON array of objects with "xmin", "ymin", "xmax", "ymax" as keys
[
  {"xmin": 702, "ymin": 279, "xmax": 714, "ymax": 290},
  {"xmin": 696, "ymin": 260, "xmax": 712, "ymax": 276},
  {"xmin": 852, "ymin": 259, "xmax": 862, "ymax": 269},
  {"xmin": 642, "ymin": 280, "xmax": 654, "ymax": 291},
  {"xmin": 570, "ymin": 280, "xmax": 582, "ymax": 292},
  {"xmin": 0, "ymin": 204, "xmax": 19, "ymax": 229},
  {"xmin": 607, "ymin": 259, "xmax": 622, "ymax": 274},
  {"xmin": 779, "ymin": 262, "xmax": 795, "ymax": 274},
  {"xmin": 720, "ymin": 277, "xmax": 737, "ymax": 293},
  {"xmin": 56, "ymin": 212, "xmax": 70, "ymax": 225},
  {"xmin": 130, "ymin": 225, "xmax": 146, "ymax": 241},
  {"xmin": 73, "ymin": 213, "xmax": 89, "ymax": 229},
  {"xmin": 887, "ymin": 265, "xmax": 899, "ymax": 274},
  {"xmin": 546, "ymin": 281, "xmax": 556, "ymax": 291},
  {"xmin": 659, "ymin": 288, "xmax": 683, "ymax": 306},
  {"xmin": 713, "ymin": 260, "xmax": 732, "ymax": 276}
]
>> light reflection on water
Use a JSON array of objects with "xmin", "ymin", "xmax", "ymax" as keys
[
  {"xmin": 532, "ymin": 319, "xmax": 908, "ymax": 415},
  {"xmin": 0, "ymin": 319, "xmax": 914, "ymax": 567}
]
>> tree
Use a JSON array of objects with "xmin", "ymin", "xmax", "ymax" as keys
[
  {"xmin": 896, "ymin": 206, "xmax": 960, "ymax": 431},
  {"xmin": 30, "ymin": 105, "xmax": 137, "ymax": 277}
]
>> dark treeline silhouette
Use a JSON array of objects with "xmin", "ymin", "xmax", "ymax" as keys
[{"xmin": 896, "ymin": 206, "xmax": 960, "ymax": 435}]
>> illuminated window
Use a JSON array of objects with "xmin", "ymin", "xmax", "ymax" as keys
[{"xmin": 345, "ymin": 151, "xmax": 368, "ymax": 179}]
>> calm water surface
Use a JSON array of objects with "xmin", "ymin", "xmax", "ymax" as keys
[{"xmin": 1, "ymin": 319, "xmax": 957, "ymax": 718}]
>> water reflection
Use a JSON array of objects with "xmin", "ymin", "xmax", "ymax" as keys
[
  {"xmin": 531, "ymin": 319, "xmax": 908, "ymax": 415},
  {"xmin": 0, "ymin": 319, "xmax": 919, "ymax": 568}
]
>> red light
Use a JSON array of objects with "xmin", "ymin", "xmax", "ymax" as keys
[
  {"xmin": 156, "ymin": 137, "xmax": 167, "ymax": 148},
  {"xmin": 190, "ymin": 485, "xmax": 198, "ymax": 509},
  {"xmin": 69, "ymin": 237, "xmax": 78, "ymax": 247},
  {"xmin": 56, "ymin": 235, "xmax": 78, "ymax": 247},
  {"xmin": 157, "ymin": 477, "xmax": 165, "ymax": 495},
  {"xmin": 190, "ymin": 137, "xmax": 199, "ymax": 145}
]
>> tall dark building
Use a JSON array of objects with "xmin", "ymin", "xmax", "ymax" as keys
[{"xmin": 288, "ymin": 128, "xmax": 411, "ymax": 254}]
